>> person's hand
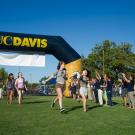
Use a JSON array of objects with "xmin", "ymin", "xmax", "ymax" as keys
[
  {"xmin": 118, "ymin": 79, "xmax": 122, "ymax": 83},
  {"xmin": 122, "ymin": 73, "xmax": 125, "ymax": 77},
  {"xmin": 17, "ymin": 89, "xmax": 19, "ymax": 93},
  {"xmin": 42, "ymin": 80, "xmax": 47, "ymax": 84},
  {"xmin": 25, "ymin": 87, "xmax": 28, "ymax": 91},
  {"xmin": 95, "ymin": 70, "xmax": 99, "ymax": 74}
]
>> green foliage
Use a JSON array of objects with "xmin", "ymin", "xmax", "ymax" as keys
[
  {"xmin": 39, "ymin": 76, "xmax": 48, "ymax": 83},
  {"xmin": 0, "ymin": 67, "xmax": 8, "ymax": 83},
  {"xmin": 82, "ymin": 40, "xmax": 135, "ymax": 80}
]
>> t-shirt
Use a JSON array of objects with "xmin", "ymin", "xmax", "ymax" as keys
[
  {"xmin": 17, "ymin": 78, "xmax": 25, "ymax": 89},
  {"xmin": 54, "ymin": 69, "xmax": 66, "ymax": 84},
  {"xmin": 122, "ymin": 81, "xmax": 127, "ymax": 89},
  {"xmin": 80, "ymin": 76, "xmax": 89, "ymax": 87},
  {"xmin": 94, "ymin": 79, "xmax": 101, "ymax": 90},
  {"xmin": 127, "ymin": 80, "xmax": 134, "ymax": 92},
  {"xmin": 6, "ymin": 79, "xmax": 14, "ymax": 89},
  {"xmin": 69, "ymin": 83, "xmax": 77, "ymax": 92},
  {"xmin": 106, "ymin": 80, "xmax": 113, "ymax": 92}
]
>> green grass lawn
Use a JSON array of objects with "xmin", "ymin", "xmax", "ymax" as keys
[{"xmin": 0, "ymin": 96, "xmax": 135, "ymax": 135}]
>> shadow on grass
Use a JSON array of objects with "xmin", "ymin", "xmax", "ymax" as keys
[
  {"xmin": 24, "ymin": 100, "xmax": 50, "ymax": 104},
  {"xmin": 87, "ymin": 105, "xmax": 101, "ymax": 111},
  {"xmin": 62, "ymin": 105, "xmax": 82, "ymax": 114},
  {"xmin": 62, "ymin": 104, "xmax": 100, "ymax": 114},
  {"xmin": 112, "ymin": 101, "xmax": 119, "ymax": 106}
]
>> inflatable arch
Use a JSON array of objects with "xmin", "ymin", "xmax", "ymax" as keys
[{"xmin": 0, "ymin": 31, "xmax": 81, "ymax": 96}]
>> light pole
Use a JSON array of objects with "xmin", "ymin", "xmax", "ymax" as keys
[
  {"xmin": 29, "ymin": 73, "xmax": 32, "ymax": 90},
  {"xmin": 102, "ymin": 46, "xmax": 105, "ymax": 76}
]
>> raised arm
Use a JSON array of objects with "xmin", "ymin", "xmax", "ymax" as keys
[
  {"xmin": 122, "ymin": 73, "xmax": 130, "ymax": 83},
  {"xmin": 95, "ymin": 71, "xmax": 101, "ymax": 80},
  {"xmin": 43, "ymin": 71, "xmax": 58, "ymax": 84}
]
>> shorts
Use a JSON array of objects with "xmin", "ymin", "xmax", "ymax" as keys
[
  {"xmin": 55, "ymin": 83, "xmax": 65, "ymax": 92},
  {"xmin": 71, "ymin": 89, "xmax": 76, "ymax": 94},
  {"xmin": 121, "ymin": 88, "xmax": 127, "ymax": 97},
  {"xmin": 18, "ymin": 88, "xmax": 24, "ymax": 91},
  {"xmin": 7, "ymin": 88, "xmax": 14, "ymax": 91},
  {"xmin": 79, "ymin": 87, "xmax": 88, "ymax": 96}
]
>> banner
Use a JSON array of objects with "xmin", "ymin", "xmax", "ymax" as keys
[
  {"xmin": 0, "ymin": 31, "xmax": 81, "ymax": 64},
  {"xmin": 0, "ymin": 52, "xmax": 45, "ymax": 67}
]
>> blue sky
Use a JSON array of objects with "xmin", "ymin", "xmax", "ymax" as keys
[{"xmin": 0, "ymin": 0, "xmax": 135, "ymax": 83}]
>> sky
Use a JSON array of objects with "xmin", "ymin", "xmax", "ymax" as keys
[{"xmin": 0, "ymin": 0, "xmax": 135, "ymax": 83}]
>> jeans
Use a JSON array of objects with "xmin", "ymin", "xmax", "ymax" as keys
[
  {"xmin": 107, "ymin": 91, "xmax": 112, "ymax": 106},
  {"xmin": 93, "ymin": 89, "xmax": 99, "ymax": 103}
]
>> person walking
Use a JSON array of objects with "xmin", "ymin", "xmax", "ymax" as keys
[
  {"xmin": 79, "ymin": 69, "xmax": 89, "ymax": 112},
  {"xmin": 15, "ymin": 72, "xmax": 27, "ymax": 104},
  {"xmin": 6, "ymin": 73, "xmax": 15, "ymax": 104},
  {"xmin": 119, "ymin": 79, "xmax": 128, "ymax": 107},
  {"xmin": 44, "ymin": 61, "xmax": 67, "ymax": 112}
]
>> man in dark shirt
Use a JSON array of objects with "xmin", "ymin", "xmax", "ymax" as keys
[
  {"xmin": 94, "ymin": 71, "xmax": 104, "ymax": 106},
  {"xmin": 93, "ymin": 78, "xmax": 100, "ymax": 103},
  {"xmin": 105, "ymin": 75, "xmax": 113, "ymax": 106}
]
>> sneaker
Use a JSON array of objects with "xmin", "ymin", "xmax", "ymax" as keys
[
  {"xmin": 60, "ymin": 108, "xmax": 65, "ymax": 113},
  {"xmin": 83, "ymin": 109, "xmax": 87, "ymax": 112},
  {"xmin": 51, "ymin": 101, "xmax": 55, "ymax": 108}
]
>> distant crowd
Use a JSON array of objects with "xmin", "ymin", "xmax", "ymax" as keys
[
  {"xmin": 0, "ymin": 72, "xmax": 27, "ymax": 104},
  {"xmin": 44, "ymin": 61, "xmax": 135, "ymax": 112},
  {"xmin": 69, "ymin": 71, "xmax": 135, "ymax": 111},
  {"xmin": 0, "ymin": 61, "xmax": 135, "ymax": 113}
]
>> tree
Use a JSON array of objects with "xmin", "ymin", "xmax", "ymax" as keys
[
  {"xmin": 0, "ymin": 67, "xmax": 8, "ymax": 84},
  {"xmin": 82, "ymin": 40, "xmax": 135, "ymax": 81}
]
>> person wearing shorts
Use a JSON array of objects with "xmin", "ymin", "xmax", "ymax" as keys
[
  {"xmin": 79, "ymin": 69, "xmax": 89, "ymax": 112},
  {"xmin": 122, "ymin": 73, "xmax": 135, "ymax": 109},
  {"xmin": 44, "ymin": 61, "xmax": 67, "ymax": 112},
  {"xmin": 121, "ymin": 80, "xmax": 128, "ymax": 107},
  {"xmin": 6, "ymin": 73, "xmax": 15, "ymax": 104},
  {"xmin": 15, "ymin": 72, "xmax": 26, "ymax": 104}
]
